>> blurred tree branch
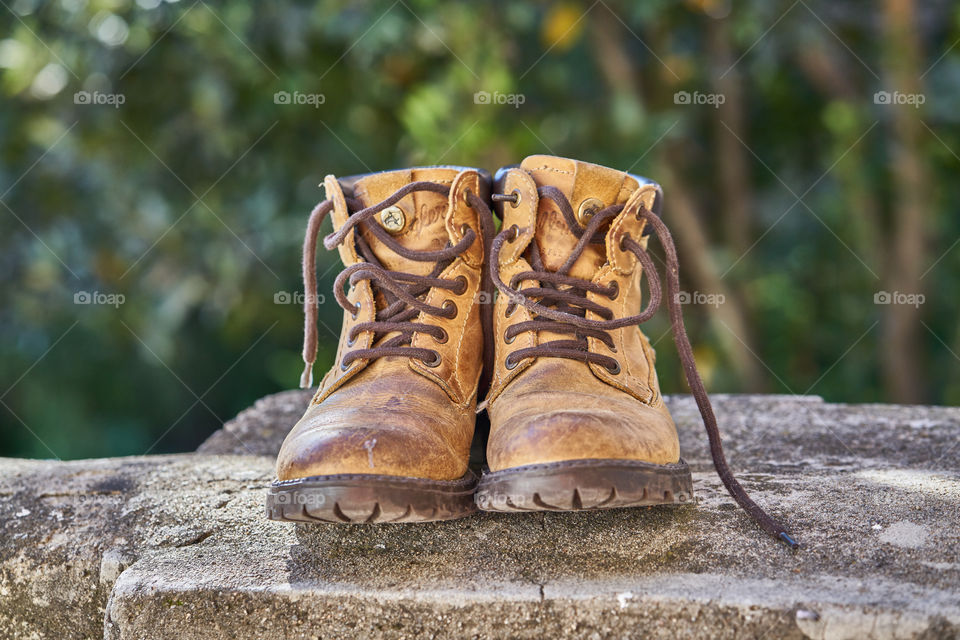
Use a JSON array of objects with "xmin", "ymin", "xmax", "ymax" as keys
[
  {"xmin": 881, "ymin": 0, "xmax": 930, "ymax": 403},
  {"xmin": 795, "ymin": 43, "xmax": 884, "ymax": 270},
  {"xmin": 707, "ymin": 14, "xmax": 753, "ymax": 256}
]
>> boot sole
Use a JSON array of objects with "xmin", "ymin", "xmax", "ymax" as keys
[
  {"xmin": 266, "ymin": 470, "xmax": 478, "ymax": 524},
  {"xmin": 474, "ymin": 458, "xmax": 693, "ymax": 512}
]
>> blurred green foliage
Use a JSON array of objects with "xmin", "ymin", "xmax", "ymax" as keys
[{"xmin": 1, "ymin": 0, "xmax": 958, "ymax": 459}]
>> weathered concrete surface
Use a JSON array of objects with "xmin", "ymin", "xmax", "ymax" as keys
[{"xmin": 1, "ymin": 393, "xmax": 958, "ymax": 639}]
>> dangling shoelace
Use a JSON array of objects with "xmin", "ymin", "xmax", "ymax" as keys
[
  {"xmin": 489, "ymin": 186, "xmax": 798, "ymax": 549},
  {"xmin": 300, "ymin": 181, "xmax": 492, "ymax": 388}
]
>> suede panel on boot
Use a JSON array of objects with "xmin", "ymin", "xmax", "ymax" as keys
[
  {"xmin": 485, "ymin": 155, "xmax": 680, "ymax": 471},
  {"xmin": 276, "ymin": 167, "xmax": 490, "ymax": 483}
]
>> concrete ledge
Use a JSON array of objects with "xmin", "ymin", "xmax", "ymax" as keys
[{"xmin": 2, "ymin": 394, "xmax": 959, "ymax": 639}]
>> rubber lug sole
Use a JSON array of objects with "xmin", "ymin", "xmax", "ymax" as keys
[
  {"xmin": 475, "ymin": 458, "xmax": 694, "ymax": 512},
  {"xmin": 266, "ymin": 470, "xmax": 478, "ymax": 524}
]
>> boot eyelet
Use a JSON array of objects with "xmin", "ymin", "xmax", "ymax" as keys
[
  {"xmin": 453, "ymin": 276, "xmax": 468, "ymax": 295},
  {"xmin": 340, "ymin": 360, "xmax": 351, "ymax": 372},
  {"xmin": 577, "ymin": 197, "xmax": 604, "ymax": 225},
  {"xmin": 442, "ymin": 299, "xmax": 458, "ymax": 319},
  {"xmin": 606, "ymin": 281, "xmax": 619, "ymax": 300},
  {"xmin": 462, "ymin": 188, "xmax": 473, "ymax": 204},
  {"xmin": 503, "ymin": 331, "xmax": 516, "ymax": 344},
  {"xmin": 346, "ymin": 333, "xmax": 356, "ymax": 347},
  {"xmin": 504, "ymin": 304, "xmax": 515, "ymax": 318},
  {"xmin": 350, "ymin": 302, "xmax": 361, "ymax": 320},
  {"xmin": 606, "ymin": 361, "xmax": 622, "ymax": 375},
  {"xmin": 509, "ymin": 189, "xmax": 521, "ymax": 208},
  {"xmin": 504, "ymin": 354, "xmax": 519, "ymax": 370},
  {"xmin": 422, "ymin": 350, "xmax": 442, "ymax": 367},
  {"xmin": 508, "ymin": 224, "xmax": 520, "ymax": 241},
  {"xmin": 380, "ymin": 206, "xmax": 406, "ymax": 234},
  {"xmin": 434, "ymin": 328, "xmax": 448, "ymax": 344}
]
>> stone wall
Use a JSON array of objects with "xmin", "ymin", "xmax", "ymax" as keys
[{"xmin": 1, "ymin": 393, "xmax": 958, "ymax": 639}]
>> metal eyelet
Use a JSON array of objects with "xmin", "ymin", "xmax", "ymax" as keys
[
  {"xmin": 340, "ymin": 360, "xmax": 351, "ymax": 372},
  {"xmin": 492, "ymin": 190, "xmax": 522, "ymax": 207},
  {"xmin": 350, "ymin": 302, "xmax": 361, "ymax": 320},
  {"xmin": 422, "ymin": 351, "xmax": 442, "ymax": 367},
  {"xmin": 462, "ymin": 188, "xmax": 473, "ymax": 204},
  {"xmin": 508, "ymin": 224, "xmax": 520, "ymax": 241},
  {"xmin": 346, "ymin": 333, "xmax": 356, "ymax": 347},
  {"xmin": 442, "ymin": 299, "xmax": 458, "ymax": 319},
  {"xmin": 380, "ymin": 206, "xmax": 405, "ymax": 234},
  {"xmin": 606, "ymin": 361, "xmax": 622, "ymax": 375},
  {"xmin": 434, "ymin": 328, "xmax": 448, "ymax": 344},
  {"xmin": 453, "ymin": 276, "xmax": 468, "ymax": 295},
  {"xmin": 606, "ymin": 281, "xmax": 619, "ymax": 300},
  {"xmin": 577, "ymin": 197, "xmax": 604, "ymax": 225},
  {"xmin": 504, "ymin": 354, "xmax": 518, "ymax": 370},
  {"xmin": 503, "ymin": 331, "xmax": 516, "ymax": 345}
]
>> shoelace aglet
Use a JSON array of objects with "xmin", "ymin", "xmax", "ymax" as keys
[
  {"xmin": 779, "ymin": 531, "xmax": 799, "ymax": 550},
  {"xmin": 299, "ymin": 362, "xmax": 313, "ymax": 389}
]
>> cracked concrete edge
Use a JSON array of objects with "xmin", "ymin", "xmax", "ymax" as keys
[
  {"xmin": 0, "ymin": 454, "xmax": 277, "ymax": 640},
  {"xmin": 101, "ymin": 569, "xmax": 960, "ymax": 640}
]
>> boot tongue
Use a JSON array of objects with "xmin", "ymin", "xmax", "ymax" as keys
[
  {"xmin": 349, "ymin": 167, "xmax": 458, "ymax": 276},
  {"xmin": 520, "ymin": 155, "xmax": 640, "ymax": 281}
]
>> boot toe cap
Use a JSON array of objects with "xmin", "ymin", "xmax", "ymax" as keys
[
  {"xmin": 487, "ymin": 393, "xmax": 680, "ymax": 471},
  {"xmin": 276, "ymin": 420, "xmax": 466, "ymax": 481}
]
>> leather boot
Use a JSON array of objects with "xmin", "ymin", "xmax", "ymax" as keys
[
  {"xmin": 268, "ymin": 166, "xmax": 494, "ymax": 523},
  {"xmin": 476, "ymin": 155, "xmax": 796, "ymax": 548}
]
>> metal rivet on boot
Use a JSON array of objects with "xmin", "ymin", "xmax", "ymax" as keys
[
  {"xmin": 380, "ymin": 206, "xmax": 406, "ymax": 233},
  {"xmin": 577, "ymin": 197, "xmax": 604, "ymax": 225}
]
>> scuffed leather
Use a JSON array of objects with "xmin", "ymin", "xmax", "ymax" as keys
[
  {"xmin": 409, "ymin": 171, "xmax": 486, "ymax": 405},
  {"xmin": 277, "ymin": 360, "xmax": 477, "ymax": 479},
  {"xmin": 485, "ymin": 156, "xmax": 681, "ymax": 471},
  {"xmin": 486, "ymin": 359, "xmax": 680, "ymax": 470},
  {"xmin": 487, "ymin": 168, "xmax": 539, "ymax": 400},
  {"xmin": 276, "ymin": 168, "xmax": 488, "ymax": 482},
  {"xmin": 313, "ymin": 175, "xmax": 377, "ymax": 401}
]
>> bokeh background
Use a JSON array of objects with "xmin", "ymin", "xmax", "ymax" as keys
[{"xmin": 2, "ymin": 0, "xmax": 958, "ymax": 460}]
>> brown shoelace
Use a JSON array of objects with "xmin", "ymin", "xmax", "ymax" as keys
[
  {"xmin": 490, "ymin": 186, "xmax": 798, "ymax": 549},
  {"xmin": 300, "ymin": 181, "xmax": 490, "ymax": 388}
]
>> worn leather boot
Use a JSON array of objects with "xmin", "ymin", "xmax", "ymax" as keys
[
  {"xmin": 268, "ymin": 166, "xmax": 494, "ymax": 523},
  {"xmin": 476, "ymin": 155, "xmax": 795, "ymax": 547}
]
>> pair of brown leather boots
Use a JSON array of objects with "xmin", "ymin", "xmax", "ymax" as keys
[{"xmin": 267, "ymin": 155, "xmax": 795, "ymax": 547}]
